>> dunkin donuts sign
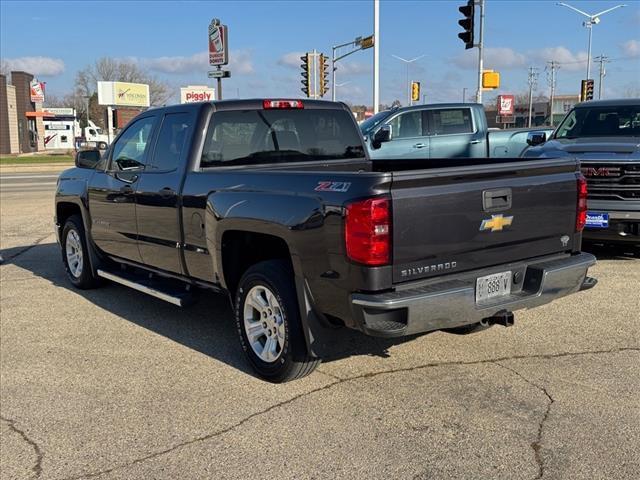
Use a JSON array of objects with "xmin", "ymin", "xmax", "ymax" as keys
[{"xmin": 180, "ymin": 86, "xmax": 215, "ymax": 104}]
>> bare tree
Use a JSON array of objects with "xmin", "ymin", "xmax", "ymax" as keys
[
  {"xmin": 75, "ymin": 57, "xmax": 171, "ymax": 105},
  {"xmin": 621, "ymin": 85, "xmax": 640, "ymax": 98}
]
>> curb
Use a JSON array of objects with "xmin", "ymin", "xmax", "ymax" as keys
[{"xmin": 0, "ymin": 163, "xmax": 73, "ymax": 174}]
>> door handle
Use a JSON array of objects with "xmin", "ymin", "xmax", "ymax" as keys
[
  {"xmin": 115, "ymin": 172, "xmax": 138, "ymax": 184},
  {"xmin": 469, "ymin": 139, "xmax": 481, "ymax": 144},
  {"xmin": 483, "ymin": 188, "xmax": 512, "ymax": 211},
  {"xmin": 159, "ymin": 187, "xmax": 175, "ymax": 198},
  {"xmin": 120, "ymin": 184, "xmax": 134, "ymax": 194},
  {"xmin": 413, "ymin": 143, "xmax": 428, "ymax": 149}
]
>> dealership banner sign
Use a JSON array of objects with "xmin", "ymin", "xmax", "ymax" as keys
[{"xmin": 97, "ymin": 81, "xmax": 150, "ymax": 107}]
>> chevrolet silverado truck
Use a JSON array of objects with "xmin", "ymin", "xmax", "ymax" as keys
[
  {"xmin": 360, "ymin": 103, "xmax": 554, "ymax": 160},
  {"xmin": 55, "ymin": 99, "xmax": 596, "ymax": 382},
  {"xmin": 523, "ymin": 99, "xmax": 639, "ymax": 247}
]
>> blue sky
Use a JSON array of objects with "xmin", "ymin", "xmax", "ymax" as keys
[{"xmin": 1, "ymin": 0, "xmax": 639, "ymax": 106}]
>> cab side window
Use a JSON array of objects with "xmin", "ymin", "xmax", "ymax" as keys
[
  {"xmin": 149, "ymin": 113, "xmax": 191, "ymax": 171},
  {"xmin": 110, "ymin": 117, "xmax": 155, "ymax": 172},
  {"xmin": 428, "ymin": 108, "xmax": 474, "ymax": 135},
  {"xmin": 387, "ymin": 111, "xmax": 424, "ymax": 139}
]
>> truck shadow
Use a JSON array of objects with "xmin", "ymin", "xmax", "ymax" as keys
[
  {"xmin": 2, "ymin": 242, "xmax": 423, "ymax": 377},
  {"xmin": 582, "ymin": 242, "xmax": 639, "ymax": 260}
]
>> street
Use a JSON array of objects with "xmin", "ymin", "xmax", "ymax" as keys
[{"xmin": 1, "ymin": 179, "xmax": 639, "ymax": 480}]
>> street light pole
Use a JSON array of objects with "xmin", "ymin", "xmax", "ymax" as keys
[
  {"xmin": 586, "ymin": 22, "xmax": 593, "ymax": 80},
  {"xmin": 476, "ymin": 0, "xmax": 485, "ymax": 104},
  {"xmin": 392, "ymin": 54, "xmax": 425, "ymax": 106},
  {"xmin": 556, "ymin": 2, "xmax": 627, "ymax": 81}
]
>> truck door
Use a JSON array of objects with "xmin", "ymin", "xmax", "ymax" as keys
[
  {"xmin": 88, "ymin": 115, "xmax": 157, "ymax": 262},
  {"xmin": 135, "ymin": 111, "xmax": 194, "ymax": 274},
  {"xmin": 369, "ymin": 109, "xmax": 429, "ymax": 160},
  {"xmin": 426, "ymin": 107, "xmax": 485, "ymax": 158}
]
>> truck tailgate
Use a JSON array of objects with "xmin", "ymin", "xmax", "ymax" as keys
[{"xmin": 389, "ymin": 158, "xmax": 579, "ymax": 283}]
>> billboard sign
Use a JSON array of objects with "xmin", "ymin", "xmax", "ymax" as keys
[
  {"xmin": 209, "ymin": 19, "xmax": 229, "ymax": 66},
  {"xmin": 180, "ymin": 86, "xmax": 215, "ymax": 103},
  {"xmin": 30, "ymin": 80, "xmax": 45, "ymax": 103},
  {"xmin": 97, "ymin": 81, "xmax": 150, "ymax": 107},
  {"xmin": 497, "ymin": 95, "xmax": 515, "ymax": 116}
]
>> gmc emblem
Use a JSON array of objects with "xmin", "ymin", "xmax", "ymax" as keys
[{"xmin": 581, "ymin": 167, "xmax": 621, "ymax": 177}]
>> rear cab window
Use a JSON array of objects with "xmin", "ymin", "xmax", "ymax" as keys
[{"xmin": 200, "ymin": 108, "xmax": 365, "ymax": 167}]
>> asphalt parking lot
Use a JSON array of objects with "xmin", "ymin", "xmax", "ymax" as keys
[{"xmin": 1, "ymin": 178, "xmax": 639, "ymax": 480}]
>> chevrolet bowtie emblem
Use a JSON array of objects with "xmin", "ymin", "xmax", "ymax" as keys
[{"xmin": 480, "ymin": 214, "xmax": 513, "ymax": 232}]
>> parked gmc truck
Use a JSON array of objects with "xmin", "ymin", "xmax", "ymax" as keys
[
  {"xmin": 55, "ymin": 99, "xmax": 596, "ymax": 382},
  {"xmin": 523, "ymin": 99, "xmax": 639, "ymax": 246}
]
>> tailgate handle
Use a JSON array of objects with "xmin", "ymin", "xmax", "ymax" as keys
[{"xmin": 483, "ymin": 188, "xmax": 512, "ymax": 212}]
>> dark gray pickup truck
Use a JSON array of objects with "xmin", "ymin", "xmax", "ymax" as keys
[{"xmin": 55, "ymin": 99, "xmax": 596, "ymax": 382}]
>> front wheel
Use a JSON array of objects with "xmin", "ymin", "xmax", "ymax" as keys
[
  {"xmin": 235, "ymin": 260, "xmax": 320, "ymax": 382},
  {"xmin": 61, "ymin": 214, "xmax": 100, "ymax": 289}
]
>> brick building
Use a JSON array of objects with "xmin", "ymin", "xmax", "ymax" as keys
[{"xmin": 0, "ymin": 71, "xmax": 46, "ymax": 154}]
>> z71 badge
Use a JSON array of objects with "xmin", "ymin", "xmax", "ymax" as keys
[{"xmin": 315, "ymin": 181, "xmax": 351, "ymax": 193}]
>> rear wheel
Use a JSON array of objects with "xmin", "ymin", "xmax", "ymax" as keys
[
  {"xmin": 61, "ymin": 215, "xmax": 100, "ymax": 289},
  {"xmin": 235, "ymin": 260, "xmax": 320, "ymax": 382}
]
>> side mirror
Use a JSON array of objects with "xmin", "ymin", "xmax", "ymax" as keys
[
  {"xmin": 526, "ymin": 131, "xmax": 547, "ymax": 146},
  {"xmin": 75, "ymin": 149, "xmax": 101, "ymax": 169},
  {"xmin": 372, "ymin": 125, "xmax": 392, "ymax": 149}
]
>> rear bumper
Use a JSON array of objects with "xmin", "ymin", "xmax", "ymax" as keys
[{"xmin": 350, "ymin": 252, "xmax": 596, "ymax": 337}]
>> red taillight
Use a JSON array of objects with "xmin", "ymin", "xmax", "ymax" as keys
[
  {"xmin": 263, "ymin": 99, "xmax": 304, "ymax": 109},
  {"xmin": 576, "ymin": 174, "xmax": 588, "ymax": 232},
  {"xmin": 345, "ymin": 197, "xmax": 391, "ymax": 266}
]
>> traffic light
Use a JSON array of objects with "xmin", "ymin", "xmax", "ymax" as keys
[
  {"xmin": 458, "ymin": 0, "xmax": 475, "ymax": 49},
  {"xmin": 319, "ymin": 54, "xmax": 329, "ymax": 98},
  {"xmin": 580, "ymin": 79, "xmax": 594, "ymax": 102},
  {"xmin": 411, "ymin": 81, "xmax": 421, "ymax": 102},
  {"xmin": 301, "ymin": 53, "xmax": 311, "ymax": 97}
]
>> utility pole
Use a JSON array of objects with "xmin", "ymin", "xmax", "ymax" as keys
[
  {"xmin": 546, "ymin": 61, "xmax": 559, "ymax": 126},
  {"xmin": 476, "ymin": 0, "xmax": 485, "ymax": 104},
  {"xmin": 373, "ymin": 0, "xmax": 380, "ymax": 114},
  {"xmin": 462, "ymin": 87, "xmax": 468, "ymax": 103},
  {"xmin": 594, "ymin": 54, "xmax": 609, "ymax": 99},
  {"xmin": 527, "ymin": 66, "xmax": 539, "ymax": 128}
]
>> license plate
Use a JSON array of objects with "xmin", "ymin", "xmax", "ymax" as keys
[
  {"xmin": 585, "ymin": 212, "xmax": 609, "ymax": 228},
  {"xmin": 476, "ymin": 271, "xmax": 511, "ymax": 303}
]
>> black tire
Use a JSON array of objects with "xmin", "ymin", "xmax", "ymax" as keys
[
  {"xmin": 61, "ymin": 214, "xmax": 100, "ymax": 289},
  {"xmin": 235, "ymin": 260, "xmax": 320, "ymax": 382}
]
